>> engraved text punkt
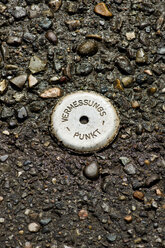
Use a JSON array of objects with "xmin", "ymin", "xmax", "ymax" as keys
[{"xmin": 73, "ymin": 129, "xmax": 101, "ymax": 140}]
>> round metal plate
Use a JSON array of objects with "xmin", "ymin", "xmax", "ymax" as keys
[{"xmin": 51, "ymin": 91, "xmax": 120, "ymax": 153}]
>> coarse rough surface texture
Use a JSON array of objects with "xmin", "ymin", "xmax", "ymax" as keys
[{"xmin": 0, "ymin": 1, "xmax": 165, "ymax": 248}]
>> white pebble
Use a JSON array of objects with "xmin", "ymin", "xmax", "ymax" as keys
[
  {"xmin": 2, "ymin": 130, "xmax": 10, "ymax": 135},
  {"xmin": 28, "ymin": 222, "xmax": 40, "ymax": 232},
  {"xmin": 126, "ymin": 31, "xmax": 136, "ymax": 40},
  {"xmin": 0, "ymin": 218, "xmax": 5, "ymax": 223}
]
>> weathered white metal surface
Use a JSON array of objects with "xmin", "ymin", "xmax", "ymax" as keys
[{"xmin": 51, "ymin": 91, "xmax": 120, "ymax": 153}]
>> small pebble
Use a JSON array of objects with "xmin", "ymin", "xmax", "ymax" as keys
[
  {"xmin": 24, "ymin": 242, "xmax": 32, "ymax": 248},
  {"xmin": 28, "ymin": 222, "xmax": 40, "ymax": 232},
  {"xmin": 106, "ymin": 233, "xmax": 117, "ymax": 242},
  {"xmin": 0, "ymin": 3, "xmax": 6, "ymax": 13},
  {"xmin": 144, "ymin": 69, "xmax": 152, "ymax": 76},
  {"xmin": 144, "ymin": 159, "xmax": 150, "ymax": 165},
  {"xmin": 28, "ymin": 4, "xmax": 40, "ymax": 18},
  {"xmin": 124, "ymin": 215, "xmax": 132, "ymax": 223},
  {"xmin": 147, "ymin": 87, "xmax": 157, "ymax": 95},
  {"xmin": 7, "ymin": 36, "xmax": 22, "ymax": 46},
  {"xmin": 0, "ymin": 42, "xmax": 8, "ymax": 59},
  {"xmin": 65, "ymin": 20, "xmax": 80, "ymax": 31},
  {"xmin": 5, "ymin": 64, "xmax": 18, "ymax": 70},
  {"xmin": 0, "ymin": 155, "xmax": 8, "ymax": 162},
  {"xmin": 28, "ymin": 74, "xmax": 38, "ymax": 88},
  {"xmin": 94, "ymin": 2, "xmax": 113, "ymax": 17},
  {"xmin": 126, "ymin": 31, "xmax": 136, "ymax": 41},
  {"xmin": 48, "ymin": 0, "xmax": 62, "ymax": 12},
  {"xmin": 86, "ymin": 34, "xmax": 102, "ymax": 41},
  {"xmin": 0, "ymin": 196, "xmax": 4, "ymax": 202},
  {"xmin": 52, "ymin": 178, "xmax": 56, "ymax": 184},
  {"xmin": 132, "ymin": 205, "xmax": 136, "ymax": 211},
  {"xmin": 134, "ymin": 238, "xmax": 142, "ymax": 244},
  {"xmin": 157, "ymin": 47, "xmax": 165, "ymax": 55},
  {"xmin": 119, "ymin": 156, "xmax": 130, "ymax": 166},
  {"xmin": 77, "ymin": 40, "xmax": 98, "ymax": 56},
  {"xmin": 3, "ymin": 130, "xmax": 10, "ymax": 136},
  {"xmin": 132, "ymin": 101, "xmax": 140, "ymax": 109},
  {"xmin": 121, "ymin": 76, "xmax": 133, "ymax": 87},
  {"xmin": 13, "ymin": 92, "xmax": 25, "ymax": 102},
  {"xmin": 0, "ymin": 80, "xmax": 8, "ymax": 94},
  {"xmin": 12, "ymin": 6, "xmax": 26, "ymax": 19},
  {"xmin": 8, "ymin": 118, "xmax": 17, "ymax": 128},
  {"xmin": 98, "ymin": 235, "xmax": 102, "ymax": 240},
  {"xmin": 50, "ymin": 76, "xmax": 61, "ymax": 83},
  {"xmin": 76, "ymin": 62, "xmax": 93, "ymax": 76},
  {"xmin": 39, "ymin": 17, "xmax": 52, "ymax": 30},
  {"xmin": 136, "ymin": 48, "xmax": 148, "ymax": 64},
  {"xmin": 156, "ymin": 189, "xmax": 162, "ymax": 196},
  {"xmin": 23, "ymin": 32, "xmax": 36, "ymax": 43},
  {"xmin": 40, "ymin": 218, "xmax": 52, "ymax": 226},
  {"xmin": 83, "ymin": 161, "xmax": 99, "ymax": 180},
  {"xmin": 136, "ymin": 124, "xmax": 143, "ymax": 135},
  {"xmin": 124, "ymin": 164, "xmax": 136, "ymax": 175},
  {"xmin": 136, "ymin": 73, "xmax": 153, "ymax": 85},
  {"xmin": 29, "ymin": 55, "xmax": 47, "ymax": 74},
  {"xmin": 99, "ymin": 20, "xmax": 105, "ymax": 26},
  {"xmin": 78, "ymin": 209, "xmax": 88, "ymax": 220},
  {"xmin": 1, "ymin": 107, "xmax": 14, "ymax": 120},
  {"xmin": 17, "ymin": 107, "xmax": 28, "ymax": 120},
  {"xmin": 40, "ymin": 87, "xmax": 61, "ymax": 98},
  {"xmin": 115, "ymin": 79, "xmax": 123, "ymax": 91},
  {"xmin": 0, "ymin": 218, "xmax": 5, "ymax": 223},
  {"xmin": 152, "ymin": 200, "xmax": 158, "ymax": 209},
  {"xmin": 133, "ymin": 191, "xmax": 144, "ymax": 201},
  {"xmin": 116, "ymin": 56, "xmax": 134, "ymax": 74},
  {"xmin": 10, "ymin": 74, "xmax": 27, "ymax": 89},
  {"xmin": 25, "ymin": 209, "xmax": 31, "ymax": 215},
  {"xmin": 45, "ymin": 31, "xmax": 58, "ymax": 45},
  {"xmin": 119, "ymin": 195, "xmax": 126, "ymax": 200}
]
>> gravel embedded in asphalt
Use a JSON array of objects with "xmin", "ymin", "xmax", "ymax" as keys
[{"xmin": 0, "ymin": 0, "xmax": 164, "ymax": 247}]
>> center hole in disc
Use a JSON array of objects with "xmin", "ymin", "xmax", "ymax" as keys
[{"xmin": 79, "ymin": 116, "xmax": 89, "ymax": 124}]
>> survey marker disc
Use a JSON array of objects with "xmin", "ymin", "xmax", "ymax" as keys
[{"xmin": 51, "ymin": 91, "xmax": 120, "ymax": 153}]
